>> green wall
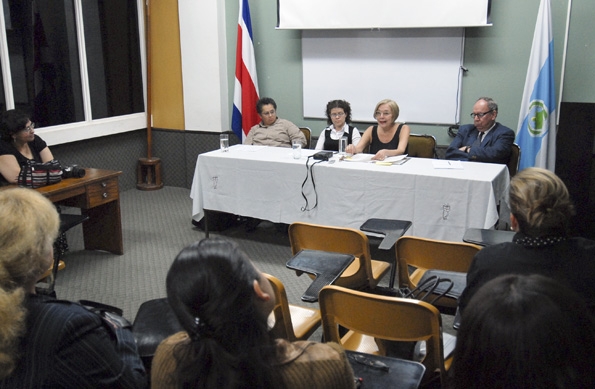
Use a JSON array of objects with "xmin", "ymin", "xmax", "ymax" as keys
[{"xmin": 226, "ymin": 0, "xmax": 594, "ymax": 146}]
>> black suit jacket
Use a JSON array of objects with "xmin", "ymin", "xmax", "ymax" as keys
[
  {"xmin": 445, "ymin": 122, "xmax": 515, "ymax": 164},
  {"xmin": 458, "ymin": 234, "xmax": 595, "ymax": 315},
  {"xmin": 0, "ymin": 295, "xmax": 147, "ymax": 388}
]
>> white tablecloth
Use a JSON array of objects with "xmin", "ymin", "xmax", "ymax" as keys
[{"xmin": 191, "ymin": 145, "xmax": 510, "ymax": 242}]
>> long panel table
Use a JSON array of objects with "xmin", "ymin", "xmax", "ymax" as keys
[{"xmin": 191, "ymin": 146, "xmax": 509, "ymax": 242}]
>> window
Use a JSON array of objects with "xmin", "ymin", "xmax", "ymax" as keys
[{"xmin": 0, "ymin": 0, "xmax": 145, "ymax": 144}]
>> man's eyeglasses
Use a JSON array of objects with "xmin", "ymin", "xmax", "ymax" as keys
[
  {"xmin": 470, "ymin": 110, "xmax": 493, "ymax": 119},
  {"xmin": 261, "ymin": 110, "xmax": 276, "ymax": 116},
  {"xmin": 330, "ymin": 112, "xmax": 345, "ymax": 118},
  {"xmin": 21, "ymin": 123, "xmax": 35, "ymax": 133}
]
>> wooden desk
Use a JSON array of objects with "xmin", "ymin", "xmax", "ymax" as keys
[{"xmin": 3, "ymin": 168, "xmax": 124, "ymax": 255}]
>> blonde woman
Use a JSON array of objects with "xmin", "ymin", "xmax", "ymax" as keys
[
  {"xmin": 458, "ymin": 168, "xmax": 595, "ymax": 316},
  {"xmin": 0, "ymin": 188, "xmax": 146, "ymax": 387},
  {"xmin": 345, "ymin": 99, "xmax": 410, "ymax": 160}
]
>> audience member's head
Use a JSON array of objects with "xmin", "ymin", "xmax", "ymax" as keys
[
  {"xmin": 325, "ymin": 99, "xmax": 352, "ymax": 125},
  {"xmin": 451, "ymin": 274, "xmax": 595, "ymax": 389},
  {"xmin": 0, "ymin": 188, "xmax": 60, "ymax": 377},
  {"xmin": 509, "ymin": 167, "xmax": 574, "ymax": 237},
  {"xmin": 373, "ymin": 99, "xmax": 400, "ymax": 123},
  {"xmin": 0, "ymin": 109, "xmax": 31, "ymax": 142},
  {"xmin": 165, "ymin": 238, "xmax": 281, "ymax": 387}
]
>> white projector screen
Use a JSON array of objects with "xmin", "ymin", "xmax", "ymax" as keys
[
  {"xmin": 302, "ymin": 29, "xmax": 464, "ymax": 125},
  {"xmin": 278, "ymin": 0, "xmax": 490, "ymax": 29}
]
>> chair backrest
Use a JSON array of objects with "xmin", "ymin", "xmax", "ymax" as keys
[
  {"xmin": 396, "ymin": 236, "xmax": 482, "ymax": 289},
  {"xmin": 264, "ymin": 273, "xmax": 321, "ymax": 341},
  {"xmin": 319, "ymin": 285, "xmax": 446, "ymax": 385},
  {"xmin": 408, "ymin": 134, "xmax": 437, "ymax": 158},
  {"xmin": 299, "ymin": 127, "xmax": 311, "ymax": 149},
  {"xmin": 507, "ymin": 143, "xmax": 521, "ymax": 177},
  {"xmin": 288, "ymin": 222, "xmax": 374, "ymax": 290}
]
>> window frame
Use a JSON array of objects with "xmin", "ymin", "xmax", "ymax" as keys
[{"xmin": 0, "ymin": 0, "xmax": 147, "ymax": 146}]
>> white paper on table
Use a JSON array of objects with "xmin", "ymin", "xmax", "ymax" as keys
[
  {"xmin": 344, "ymin": 154, "xmax": 408, "ymax": 163},
  {"xmin": 433, "ymin": 160, "xmax": 464, "ymax": 169},
  {"xmin": 381, "ymin": 154, "xmax": 408, "ymax": 163},
  {"xmin": 344, "ymin": 153, "xmax": 374, "ymax": 162}
]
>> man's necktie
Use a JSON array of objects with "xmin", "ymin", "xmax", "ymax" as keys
[{"xmin": 472, "ymin": 132, "xmax": 484, "ymax": 149}]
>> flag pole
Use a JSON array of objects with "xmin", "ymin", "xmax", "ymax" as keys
[
  {"xmin": 137, "ymin": 0, "xmax": 163, "ymax": 190},
  {"xmin": 557, "ymin": 0, "xmax": 572, "ymax": 126}
]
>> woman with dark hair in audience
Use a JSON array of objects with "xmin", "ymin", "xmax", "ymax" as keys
[
  {"xmin": 458, "ymin": 167, "xmax": 595, "ymax": 315},
  {"xmin": 451, "ymin": 274, "xmax": 595, "ymax": 388},
  {"xmin": 314, "ymin": 99, "xmax": 361, "ymax": 151},
  {"xmin": 345, "ymin": 98, "xmax": 409, "ymax": 160},
  {"xmin": 0, "ymin": 188, "xmax": 147, "ymax": 387},
  {"xmin": 0, "ymin": 109, "xmax": 54, "ymax": 185},
  {"xmin": 151, "ymin": 238, "xmax": 355, "ymax": 388}
]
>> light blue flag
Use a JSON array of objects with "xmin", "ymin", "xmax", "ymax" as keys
[{"xmin": 516, "ymin": 0, "xmax": 556, "ymax": 172}]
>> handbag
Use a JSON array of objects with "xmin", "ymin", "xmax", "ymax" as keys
[
  {"xmin": 18, "ymin": 159, "xmax": 63, "ymax": 188},
  {"xmin": 366, "ymin": 275, "xmax": 454, "ymax": 306}
]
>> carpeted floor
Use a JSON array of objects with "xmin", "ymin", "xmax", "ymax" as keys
[{"xmin": 54, "ymin": 185, "xmax": 454, "ymax": 337}]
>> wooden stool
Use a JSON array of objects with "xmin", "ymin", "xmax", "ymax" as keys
[{"xmin": 137, "ymin": 157, "xmax": 164, "ymax": 190}]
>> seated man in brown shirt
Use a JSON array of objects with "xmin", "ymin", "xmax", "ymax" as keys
[{"xmin": 244, "ymin": 97, "xmax": 306, "ymax": 148}]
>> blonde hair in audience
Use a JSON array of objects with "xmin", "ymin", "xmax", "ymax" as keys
[
  {"xmin": 373, "ymin": 99, "xmax": 400, "ymax": 122},
  {"xmin": 509, "ymin": 168, "xmax": 574, "ymax": 237},
  {"xmin": 0, "ymin": 188, "xmax": 60, "ymax": 378}
]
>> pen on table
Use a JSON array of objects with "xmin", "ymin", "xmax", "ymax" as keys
[{"xmin": 448, "ymin": 161, "xmax": 451, "ymax": 165}]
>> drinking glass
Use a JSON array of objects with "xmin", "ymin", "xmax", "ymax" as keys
[
  {"xmin": 220, "ymin": 134, "xmax": 229, "ymax": 152},
  {"xmin": 292, "ymin": 139, "xmax": 302, "ymax": 159},
  {"xmin": 338, "ymin": 137, "xmax": 347, "ymax": 156}
]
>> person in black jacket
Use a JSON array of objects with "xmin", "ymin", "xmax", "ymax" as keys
[
  {"xmin": 458, "ymin": 168, "xmax": 595, "ymax": 316},
  {"xmin": 0, "ymin": 188, "xmax": 147, "ymax": 388}
]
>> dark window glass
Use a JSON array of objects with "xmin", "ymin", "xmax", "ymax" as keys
[
  {"xmin": 83, "ymin": 1, "xmax": 144, "ymax": 119},
  {"xmin": 6, "ymin": 0, "xmax": 84, "ymax": 126}
]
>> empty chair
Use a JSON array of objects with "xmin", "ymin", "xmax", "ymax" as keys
[
  {"xmin": 299, "ymin": 127, "xmax": 311, "ymax": 149},
  {"xmin": 132, "ymin": 298, "xmax": 183, "ymax": 371},
  {"xmin": 507, "ymin": 143, "xmax": 521, "ymax": 177},
  {"xmin": 407, "ymin": 134, "xmax": 437, "ymax": 158},
  {"xmin": 396, "ymin": 236, "xmax": 482, "ymax": 309},
  {"xmin": 264, "ymin": 273, "xmax": 321, "ymax": 341},
  {"xmin": 289, "ymin": 222, "xmax": 390, "ymax": 291},
  {"xmin": 319, "ymin": 285, "xmax": 453, "ymax": 387},
  {"xmin": 360, "ymin": 218, "xmax": 412, "ymax": 288}
]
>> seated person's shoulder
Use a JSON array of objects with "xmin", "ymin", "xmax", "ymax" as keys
[
  {"xmin": 29, "ymin": 297, "xmax": 103, "ymax": 325},
  {"xmin": 275, "ymin": 339, "xmax": 347, "ymax": 364}
]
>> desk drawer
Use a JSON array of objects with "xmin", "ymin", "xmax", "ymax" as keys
[{"xmin": 87, "ymin": 178, "xmax": 119, "ymax": 207}]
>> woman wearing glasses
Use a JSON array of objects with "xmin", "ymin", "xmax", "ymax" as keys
[
  {"xmin": 0, "ymin": 109, "xmax": 54, "ymax": 185},
  {"xmin": 345, "ymin": 99, "xmax": 410, "ymax": 161},
  {"xmin": 315, "ymin": 99, "xmax": 361, "ymax": 151},
  {"xmin": 445, "ymin": 97, "xmax": 515, "ymax": 164}
]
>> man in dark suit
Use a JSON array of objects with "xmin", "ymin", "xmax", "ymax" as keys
[{"xmin": 445, "ymin": 97, "xmax": 515, "ymax": 164}]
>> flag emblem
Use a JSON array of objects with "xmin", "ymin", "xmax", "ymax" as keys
[{"xmin": 527, "ymin": 100, "xmax": 548, "ymax": 136}]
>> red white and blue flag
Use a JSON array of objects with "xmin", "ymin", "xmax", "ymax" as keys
[{"xmin": 231, "ymin": 0, "xmax": 260, "ymax": 142}]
